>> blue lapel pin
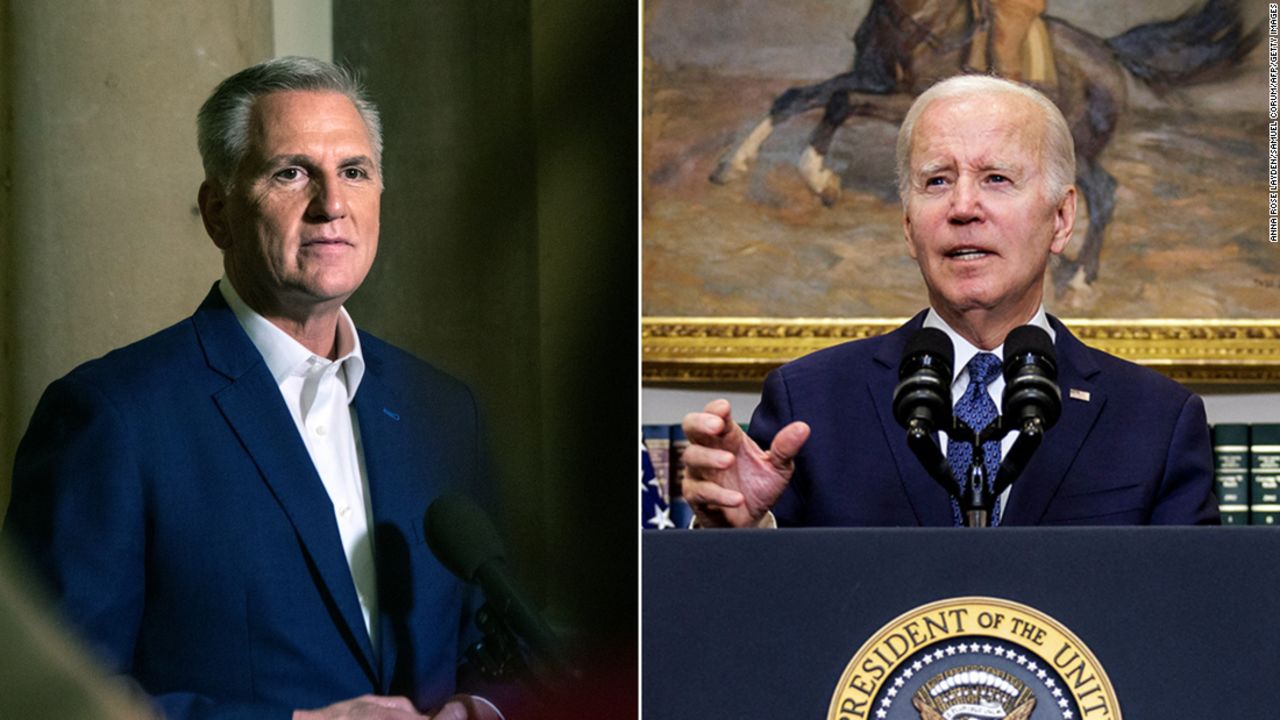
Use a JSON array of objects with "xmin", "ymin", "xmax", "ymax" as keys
[{"xmin": 382, "ymin": 407, "xmax": 401, "ymax": 421}]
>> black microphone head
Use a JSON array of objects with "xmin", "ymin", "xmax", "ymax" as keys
[
  {"xmin": 425, "ymin": 493, "xmax": 505, "ymax": 583},
  {"xmin": 893, "ymin": 328, "xmax": 954, "ymax": 431},
  {"xmin": 1001, "ymin": 325, "xmax": 1061, "ymax": 429},
  {"xmin": 900, "ymin": 328, "xmax": 955, "ymax": 379},
  {"xmin": 1003, "ymin": 325, "xmax": 1056, "ymax": 376}
]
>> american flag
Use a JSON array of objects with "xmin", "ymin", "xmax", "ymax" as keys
[{"xmin": 641, "ymin": 429, "xmax": 676, "ymax": 529}]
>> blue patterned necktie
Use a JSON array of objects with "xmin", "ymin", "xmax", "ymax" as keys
[{"xmin": 948, "ymin": 352, "xmax": 1003, "ymax": 526}]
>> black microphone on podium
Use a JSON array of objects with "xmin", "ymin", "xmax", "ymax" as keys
[
  {"xmin": 991, "ymin": 325, "xmax": 1062, "ymax": 497},
  {"xmin": 1000, "ymin": 324, "xmax": 1061, "ymax": 433},
  {"xmin": 892, "ymin": 328, "xmax": 960, "ymax": 498},
  {"xmin": 425, "ymin": 493, "xmax": 574, "ymax": 688},
  {"xmin": 892, "ymin": 327, "xmax": 954, "ymax": 435},
  {"xmin": 894, "ymin": 324, "xmax": 1062, "ymax": 526}
]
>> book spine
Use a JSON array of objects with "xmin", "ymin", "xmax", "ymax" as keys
[
  {"xmin": 668, "ymin": 424, "xmax": 693, "ymax": 528},
  {"xmin": 1250, "ymin": 424, "xmax": 1280, "ymax": 526},
  {"xmin": 1211, "ymin": 424, "xmax": 1250, "ymax": 525}
]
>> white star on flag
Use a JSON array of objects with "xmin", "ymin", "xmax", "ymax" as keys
[{"xmin": 647, "ymin": 505, "xmax": 675, "ymax": 529}]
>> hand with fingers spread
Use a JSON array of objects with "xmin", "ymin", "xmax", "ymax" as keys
[{"xmin": 680, "ymin": 398, "xmax": 810, "ymax": 527}]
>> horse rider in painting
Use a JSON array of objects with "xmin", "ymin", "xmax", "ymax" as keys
[{"xmin": 965, "ymin": 0, "xmax": 1058, "ymax": 88}]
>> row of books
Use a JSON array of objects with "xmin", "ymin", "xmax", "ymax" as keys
[
  {"xmin": 642, "ymin": 422, "xmax": 1280, "ymax": 527},
  {"xmin": 1212, "ymin": 423, "xmax": 1280, "ymax": 525}
]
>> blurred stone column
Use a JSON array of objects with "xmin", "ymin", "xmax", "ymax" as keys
[{"xmin": 1, "ymin": 1, "xmax": 272, "ymax": 512}]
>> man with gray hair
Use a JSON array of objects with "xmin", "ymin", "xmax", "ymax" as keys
[
  {"xmin": 7, "ymin": 57, "xmax": 503, "ymax": 719},
  {"xmin": 681, "ymin": 75, "xmax": 1217, "ymax": 529}
]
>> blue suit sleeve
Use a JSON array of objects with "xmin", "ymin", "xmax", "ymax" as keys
[
  {"xmin": 6, "ymin": 378, "xmax": 295, "ymax": 720},
  {"xmin": 1150, "ymin": 393, "xmax": 1219, "ymax": 525},
  {"xmin": 7, "ymin": 376, "xmax": 148, "ymax": 672}
]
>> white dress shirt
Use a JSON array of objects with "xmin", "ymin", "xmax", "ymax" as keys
[
  {"xmin": 924, "ymin": 306, "xmax": 1056, "ymax": 516},
  {"xmin": 219, "ymin": 278, "xmax": 380, "ymax": 651}
]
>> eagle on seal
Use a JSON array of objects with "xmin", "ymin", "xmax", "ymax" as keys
[{"xmin": 911, "ymin": 665, "xmax": 1037, "ymax": 720}]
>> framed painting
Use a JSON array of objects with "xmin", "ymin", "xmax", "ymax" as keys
[{"xmin": 642, "ymin": 0, "xmax": 1280, "ymax": 383}]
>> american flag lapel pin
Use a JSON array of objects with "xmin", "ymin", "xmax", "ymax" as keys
[{"xmin": 1069, "ymin": 388, "xmax": 1091, "ymax": 402}]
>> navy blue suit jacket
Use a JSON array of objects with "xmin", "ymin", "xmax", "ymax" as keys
[
  {"xmin": 6, "ymin": 286, "xmax": 491, "ymax": 719},
  {"xmin": 751, "ymin": 312, "xmax": 1219, "ymax": 526}
]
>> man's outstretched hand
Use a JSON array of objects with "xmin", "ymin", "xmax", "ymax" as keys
[{"xmin": 680, "ymin": 399, "xmax": 809, "ymax": 527}]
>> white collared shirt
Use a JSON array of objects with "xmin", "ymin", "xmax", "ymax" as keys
[
  {"xmin": 219, "ymin": 277, "xmax": 380, "ymax": 651},
  {"xmin": 924, "ymin": 306, "xmax": 1056, "ymax": 515}
]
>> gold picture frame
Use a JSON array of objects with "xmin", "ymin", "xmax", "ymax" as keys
[{"xmin": 642, "ymin": 317, "xmax": 1280, "ymax": 384}]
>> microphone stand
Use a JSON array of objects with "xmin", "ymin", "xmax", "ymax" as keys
[
  {"xmin": 466, "ymin": 602, "xmax": 529, "ymax": 680},
  {"xmin": 905, "ymin": 415, "xmax": 1048, "ymax": 527},
  {"xmin": 951, "ymin": 421, "xmax": 991, "ymax": 528},
  {"xmin": 992, "ymin": 416, "xmax": 1048, "ymax": 499},
  {"xmin": 465, "ymin": 601, "xmax": 582, "ymax": 701},
  {"xmin": 904, "ymin": 418, "xmax": 958, "ymax": 501}
]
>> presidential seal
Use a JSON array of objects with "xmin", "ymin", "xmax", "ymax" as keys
[{"xmin": 828, "ymin": 597, "xmax": 1119, "ymax": 720}]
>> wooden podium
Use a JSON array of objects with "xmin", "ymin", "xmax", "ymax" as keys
[{"xmin": 642, "ymin": 528, "xmax": 1280, "ymax": 718}]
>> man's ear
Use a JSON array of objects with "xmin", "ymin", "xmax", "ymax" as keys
[
  {"xmin": 1049, "ymin": 186, "xmax": 1077, "ymax": 255},
  {"xmin": 197, "ymin": 181, "xmax": 231, "ymax": 249},
  {"xmin": 902, "ymin": 207, "xmax": 919, "ymax": 260}
]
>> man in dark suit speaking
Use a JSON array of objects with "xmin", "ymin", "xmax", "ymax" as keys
[
  {"xmin": 6, "ymin": 58, "xmax": 502, "ymax": 719},
  {"xmin": 681, "ymin": 75, "xmax": 1218, "ymax": 528}
]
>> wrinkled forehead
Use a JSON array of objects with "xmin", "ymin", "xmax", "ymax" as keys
[{"xmin": 909, "ymin": 93, "xmax": 1045, "ymax": 170}]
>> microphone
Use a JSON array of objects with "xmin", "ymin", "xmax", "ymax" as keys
[
  {"xmin": 1000, "ymin": 325, "xmax": 1061, "ymax": 432},
  {"xmin": 894, "ymin": 328, "xmax": 960, "ymax": 505},
  {"xmin": 892, "ymin": 327, "xmax": 955, "ymax": 434},
  {"xmin": 989, "ymin": 325, "xmax": 1062, "ymax": 502},
  {"xmin": 425, "ymin": 493, "xmax": 568, "ymax": 680}
]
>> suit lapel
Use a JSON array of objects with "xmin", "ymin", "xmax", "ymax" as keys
[
  {"xmin": 192, "ymin": 287, "xmax": 379, "ymax": 683},
  {"xmin": 351, "ymin": 365, "xmax": 420, "ymax": 694},
  {"xmin": 868, "ymin": 312, "xmax": 956, "ymax": 526},
  {"xmin": 1000, "ymin": 317, "xmax": 1105, "ymax": 525}
]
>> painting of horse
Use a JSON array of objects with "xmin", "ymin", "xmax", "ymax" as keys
[{"xmin": 643, "ymin": 0, "xmax": 1272, "ymax": 319}]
